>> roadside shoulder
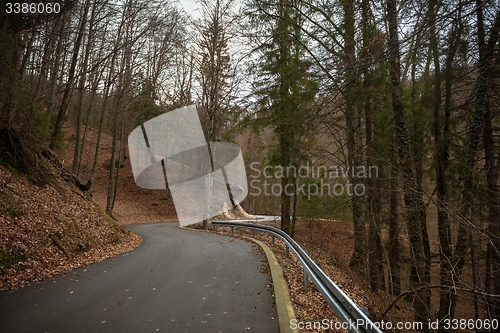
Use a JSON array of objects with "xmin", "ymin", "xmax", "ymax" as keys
[
  {"xmin": 249, "ymin": 237, "xmax": 300, "ymax": 333},
  {"xmin": 179, "ymin": 225, "xmax": 300, "ymax": 333}
]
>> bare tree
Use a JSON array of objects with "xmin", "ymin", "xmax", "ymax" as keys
[
  {"xmin": 193, "ymin": 0, "xmax": 240, "ymax": 228},
  {"xmin": 49, "ymin": 0, "xmax": 91, "ymax": 149}
]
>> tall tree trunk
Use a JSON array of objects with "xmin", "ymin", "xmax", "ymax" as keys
[
  {"xmin": 50, "ymin": 0, "xmax": 91, "ymax": 149},
  {"xmin": 388, "ymin": 137, "xmax": 401, "ymax": 296},
  {"xmin": 479, "ymin": 3, "xmax": 500, "ymax": 319},
  {"xmin": 361, "ymin": 0, "xmax": 384, "ymax": 291},
  {"xmin": 83, "ymin": 12, "xmax": 125, "ymax": 190},
  {"xmin": 106, "ymin": 113, "xmax": 119, "ymax": 215},
  {"xmin": 106, "ymin": 53, "xmax": 126, "ymax": 216},
  {"xmin": 72, "ymin": 0, "xmax": 95, "ymax": 176},
  {"xmin": 277, "ymin": 0, "xmax": 292, "ymax": 236},
  {"xmin": 19, "ymin": 28, "xmax": 36, "ymax": 80},
  {"xmin": 342, "ymin": 0, "xmax": 366, "ymax": 274},
  {"xmin": 435, "ymin": 2, "xmax": 463, "ymax": 324},
  {"xmin": 79, "ymin": 24, "xmax": 108, "ymax": 178},
  {"xmin": 290, "ymin": 188, "xmax": 298, "ymax": 238},
  {"xmin": 387, "ymin": 0, "xmax": 429, "ymax": 327},
  {"xmin": 45, "ymin": 11, "xmax": 68, "ymax": 137},
  {"xmin": 34, "ymin": 20, "xmax": 57, "ymax": 99},
  {"xmin": 279, "ymin": 130, "xmax": 292, "ymax": 235},
  {"xmin": 451, "ymin": 4, "xmax": 500, "ymax": 318}
]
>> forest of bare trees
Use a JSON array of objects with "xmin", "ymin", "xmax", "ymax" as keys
[{"xmin": 1, "ymin": 0, "xmax": 500, "ymax": 330}]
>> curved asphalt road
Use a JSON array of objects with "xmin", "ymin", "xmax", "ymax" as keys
[{"xmin": 0, "ymin": 223, "xmax": 279, "ymax": 333}]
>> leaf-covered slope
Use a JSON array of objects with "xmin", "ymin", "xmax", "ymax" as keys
[{"xmin": 0, "ymin": 163, "xmax": 142, "ymax": 290}]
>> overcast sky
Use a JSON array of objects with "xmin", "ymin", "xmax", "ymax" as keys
[{"xmin": 178, "ymin": 0, "xmax": 200, "ymax": 17}]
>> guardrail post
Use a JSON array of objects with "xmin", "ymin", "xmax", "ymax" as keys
[
  {"xmin": 272, "ymin": 235, "xmax": 275, "ymax": 244},
  {"xmin": 285, "ymin": 245, "xmax": 289, "ymax": 258},
  {"xmin": 231, "ymin": 227, "xmax": 234, "ymax": 234},
  {"xmin": 303, "ymin": 250, "xmax": 309, "ymax": 287},
  {"xmin": 252, "ymin": 229, "xmax": 255, "ymax": 238}
]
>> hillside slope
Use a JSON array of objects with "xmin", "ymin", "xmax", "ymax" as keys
[
  {"xmin": 0, "ymin": 164, "xmax": 141, "ymax": 290},
  {"xmin": 0, "ymin": 124, "xmax": 161, "ymax": 290},
  {"xmin": 58, "ymin": 122, "xmax": 178, "ymax": 225}
]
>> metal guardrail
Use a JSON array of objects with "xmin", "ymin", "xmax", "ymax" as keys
[{"xmin": 212, "ymin": 221, "xmax": 383, "ymax": 333}]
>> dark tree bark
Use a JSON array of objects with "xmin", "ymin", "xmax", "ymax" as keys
[
  {"xmin": 452, "ymin": 4, "xmax": 500, "ymax": 319},
  {"xmin": 50, "ymin": 0, "xmax": 91, "ymax": 149},
  {"xmin": 388, "ymin": 137, "xmax": 401, "ymax": 296},
  {"xmin": 45, "ymin": 11, "xmax": 68, "ymax": 137},
  {"xmin": 432, "ymin": 0, "xmax": 463, "ymax": 324},
  {"xmin": 387, "ymin": 0, "xmax": 429, "ymax": 326},
  {"xmin": 342, "ymin": 0, "xmax": 366, "ymax": 274},
  {"xmin": 72, "ymin": 0, "xmax": 96, "ymax": 176},
  {"xmin": 361, "ymin": 0, "xmax": 383, "ymax": 291},
  {"xmin": 83, "ymin": 13, "xmax": 124, "ymax": 191}
]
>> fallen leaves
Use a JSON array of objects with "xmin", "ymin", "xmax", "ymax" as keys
[{"xmin": 0, "ymin": 165, "xmax": 142, "ymax": 291}]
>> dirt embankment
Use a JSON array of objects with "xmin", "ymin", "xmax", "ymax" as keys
[
  {"xmin": 0, "ymin": 162, "xmax": 142, "ymax": 290},
  {"xmin": 0, "ymin": 122, "xmax": 178, "ymax": 290},
  {"xmin": 0, "ymin": 118, "xmax": 188, "ymax": 290}
]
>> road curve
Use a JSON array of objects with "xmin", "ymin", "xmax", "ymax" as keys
[{"xmin": 0, "ymin": 223, "xmax": 279, "ymax": 333}]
